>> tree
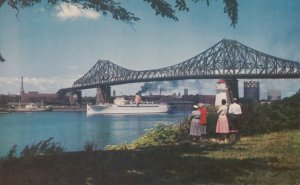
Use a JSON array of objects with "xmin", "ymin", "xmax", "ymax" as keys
[{"xmin": 1, "ymin": 0, "xmax": 238, "ymax": 27}]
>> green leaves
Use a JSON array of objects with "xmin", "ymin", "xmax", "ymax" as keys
[
  {"xmin": 2, "ymin": 0, "xmax": 239, "ymax": 26},
  {"xmin": 223, "ymin": 0, "xmax": 238, "ymax": 27},
  {"xmin": 0, "ymin": 52, "xmax": 5, "ymax": 62},
  {"xmin": 240, "ymin": 92, "xmax": 300, "ymax": 135},
  {"xmin": 20, "ymin": 137, "xmax": 64, "ymax": 158}
]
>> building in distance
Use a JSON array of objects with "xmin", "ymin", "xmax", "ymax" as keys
[
  {"xmin": 19, "ymin": 77, "xmax": 60, "ymax": 104},
  {"xmin": 244, "ymin": 81, "xmax": 260, "ymax": 101},
  {"xmin": 267, "ymin": 89, "xmax": 281, "ymax": 101}
]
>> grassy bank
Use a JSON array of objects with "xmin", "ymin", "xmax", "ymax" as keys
[{"xmin": 1, "ymin": 130, "xmax": 299, "ymax": 185}]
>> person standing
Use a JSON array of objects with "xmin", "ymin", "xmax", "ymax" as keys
[
  {"xmin": 198, "ymin": 103, "xmax": 208, "ymax": 140},
  {"xmin": 189, "ymin": 105, "xmax": 201, "ymax": 141},
  {"xmin": 216, "ymin": 99, "xmax": 229, "ymax": 141},
  {"xmin": 228, "ymin": 98, "xmax": 242, "ymax": 131}
]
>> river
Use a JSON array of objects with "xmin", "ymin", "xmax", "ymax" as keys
[{"xmin": 0, "ymin": 112, "xmax": 188, "ymax": 157}]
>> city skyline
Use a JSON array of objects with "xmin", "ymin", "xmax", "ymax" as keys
[{"xmin": 0, "ymin": 0, "xmax": 300, "ymax": 98}]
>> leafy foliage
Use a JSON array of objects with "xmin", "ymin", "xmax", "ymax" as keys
[
  {"xmin": 206, "ymin": 105, "xmax": 219, "ymax": 136},
  {"xmin": 84, "ymin": 141, "xmax": 97, "ymax": 152},
  {"xmin": 20, "ymin": 137, "xmax": 64, "ymax": 158},
  {"xmin": 106, "ymin": 108, "xmax": 219, "ymax": 150},
  {"xmin": 240, "ymin": 92, "xmax": 300, "ymax": 135},
  {"xmin": 223, "ymin": 0, "xmax": 238, "ymax": 27},
  {"xmin": 0, "ymin": 52, "xmax": 5, "ymax": 62},
  {"xmin": 1, "ymin": 0, "xmax": 238, "ymax": 27},
  {"xmin": 3, "ymin": 144, "xmax": 18, "ymax": 160},
  {"xmin": 106, "ymin": 120, "xmax": 190, "ymax": 150}
]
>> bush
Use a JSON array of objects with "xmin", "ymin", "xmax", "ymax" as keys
[
  {"xmin": 106, "ymin": 121, "xmax": 191, "ymax": 150},
  {"xmin": 84, "ymin": 141, "xmax": 97, "ymax": 152},
  {"xmin": 20, "ymin": 137, "xmax": 64, "ymax": 158},
  {"xmin": 206, "ymin": 105, "xmax": 219, "ymax": 137},
  {"xmin": 240, "ymin": 92, "xmax": 300, "ymax": 135},
  {"xmin": 1, "ymin": 144, "xmax": 18, "ymax": 160}
]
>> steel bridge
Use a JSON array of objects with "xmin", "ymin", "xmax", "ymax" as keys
[{"xmin": 57, "ymin": 39, "xmax": 300, "ymax": 103}]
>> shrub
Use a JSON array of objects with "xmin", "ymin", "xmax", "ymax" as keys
[
  {"xmin": 8, "ymin": 144, "xmax": 17, "ymax": 158},
  {"xmin": 240, "ymin": 92, "xmax": 300, "ymax": 135},
  {"xmin": 84, "ymin": 141, "xmax": 97, "ymax": 152},
  {"xmin": 20, "ymin": 137, "xmax": 64, "ymax": 158},
  {"xmin": 206, "ymin": 105, "xmax": 219, "ymax": 137},
  {"xmin": 2, "ymin": 144, "xmax": 18, "ymax": 160},
  {"xmin": 106, "ymin": 122, "xmax": 190, "ymax": 150}
]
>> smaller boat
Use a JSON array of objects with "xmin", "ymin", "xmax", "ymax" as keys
[
  {"xmin": 87, "ymin": 97, "xmax": 170, "ymax": 115},
  {"xmin": 15, "ymin": 103, "xmax": 53, "ymax": 112}
]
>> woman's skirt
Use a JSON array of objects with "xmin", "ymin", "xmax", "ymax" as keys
[
  {"xmin": 216, "ymin": 115, "xmax": 229, "ymax": 133},
  {"xmin": 199, "ymin": 125, "xmax": 206, "ymax": 135},
  {"xmin": 190, "ymin": 119, "xmax": 201, "ymax": 136}
]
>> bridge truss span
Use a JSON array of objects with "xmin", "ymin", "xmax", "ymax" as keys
[{"xmin": 71, "ymin": 39, "xmax": 300, "ymax": 91}]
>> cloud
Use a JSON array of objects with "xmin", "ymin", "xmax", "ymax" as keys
[
  {"xmin": 259, "ymin": 79, "xmax": 300, "ymax": 99},
  {"xmin": 0, "ymin": 76, "xmax": 81, "ymax": 95},
  {"xmin": 0, "ymin": 77, "xmax": 20, "ymax": 95},
  {"xmin": 56, "ymin": 3, "xmax": 101, "ymax": 20}
]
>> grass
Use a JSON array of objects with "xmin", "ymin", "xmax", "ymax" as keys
[{"xmin": 0, "ymin": 130, "xmax": 299, "ymax": 185}]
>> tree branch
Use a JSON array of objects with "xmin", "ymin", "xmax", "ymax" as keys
[{"xmin": 0, "ymin": 52, "xmax": 5, "ymax": 62}]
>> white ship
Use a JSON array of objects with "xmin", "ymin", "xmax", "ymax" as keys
[
  {"xmin": 87, "ymin": 97, "xmax": 169, "ymax": 115},
  {"xmin": 15, "ymin": 103, "xmax": 53, "ymax": 112}
]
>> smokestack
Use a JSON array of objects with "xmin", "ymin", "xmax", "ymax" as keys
[{"xmin": 20, "ymin": 76, "xmax": 24, "ymax": 95}]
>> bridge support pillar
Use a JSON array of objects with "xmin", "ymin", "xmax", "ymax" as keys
[
  {"xmin": 225, "ymin": 78, "xmax": 239, "ymax": 102},
  {"xmin": 96, "ymin": 85, "xmax": 111, "ymax": 104},
  {"xmin": 68, "ymin": 91, "xmax": 82, "ymax": 105},
  {"xmin": 75, "ymin": 91, "xmax": 82, "ymax": 105},
  {"xmin": 68, "ymin": 92, "xmax": 75, "ymax": 105}
]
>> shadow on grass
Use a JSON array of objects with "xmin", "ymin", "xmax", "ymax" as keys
[{"xmin": 0, "ymin": 143, "xmax": 298, "ymax": 185}]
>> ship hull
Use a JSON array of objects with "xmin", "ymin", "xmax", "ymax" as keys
[{"xmin": 87, "ymin": 104, "xmax": 169, "ymax": 115}]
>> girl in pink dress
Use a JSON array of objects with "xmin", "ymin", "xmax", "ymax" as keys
[{"xmin": 216, "ymin": 99, "xmax": 229, "ymax": 140}]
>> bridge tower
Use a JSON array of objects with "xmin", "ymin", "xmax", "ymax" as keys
[
  {"xmin": 75, "ymin": 91, "xmax": 82, "ymax": 105},
  {"xmin": 68, "ymin": 92, "xmax": 75, "ymax": 105},
  {"xmin": 68, "ymin": 91, "xmax": 82, "ymax": 105},
  {"xmin": 96, "ymin": 85, "xmax": 111, "ymax": 104},
  {"xmin": 225, "ymin": 78, "xmax": 239, "ymax": 101}
]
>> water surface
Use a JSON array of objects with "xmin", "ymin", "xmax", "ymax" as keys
[{"xmin": 0, "ymin": 112, "xmax": 187, "ymax": 156}]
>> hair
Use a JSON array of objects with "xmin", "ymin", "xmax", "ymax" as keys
[{"xmin": 221, "ymin": 99, "xmax": 226, "ymax": 105}]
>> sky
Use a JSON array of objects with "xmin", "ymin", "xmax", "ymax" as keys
[{"xmin": 0, "ymin": 0, "xmax": 300, "ymax": 99}]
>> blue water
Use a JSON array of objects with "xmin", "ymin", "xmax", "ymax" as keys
[{"xmin": 0, "ymin": 112, "xmax": 187, "ymax": 157}]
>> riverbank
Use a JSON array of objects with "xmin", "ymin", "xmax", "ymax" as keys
[
  {"xmin": 52, "ymin": 105, "xmax": 86, "ymax": 112},
  {"xmin": 5, "ymin": 105, "xmax": 86, "ymax": 112},
  {"xmin": 0, "ymin": 130, "xmax": 299, "ymax": 185}
]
